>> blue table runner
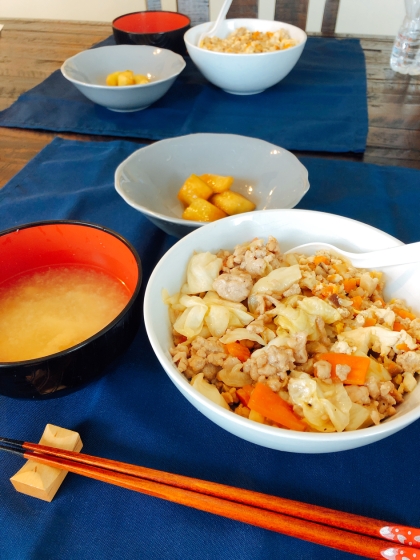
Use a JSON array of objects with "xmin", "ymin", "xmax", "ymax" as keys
[
  {"xmin": 0, "ymin": 36, "xmax": 368, "ymax": 153},
  {"xmin": 1, "ymin": 138, "xmax": 419, "ymax": 560}
]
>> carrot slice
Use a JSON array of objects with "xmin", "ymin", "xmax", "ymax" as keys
[
  {"xmin": 314, "ymin": 255, "xmax": 330, "ymax": 266},
  {"xmin": 364, "ymin": 317, "xmax": 377, "ymax": 327},
  {"xmin": 225, "ymin": 342, "xmax": 251, "ymax": 363},
  {"xmin": 343, "ymin": 278, "xmax": 359, "ymax": 293},
  {"xmin": 393, "ymin": 321, "xmax": 405, "ymax": 332},
  {"xmin": 236, "ymin": 384, "xmax": 254, "ymax": 407},
  {"xmin": 248, "ymin": 383, "xmax": 306, "ymax": 431},
  {"xmin": 351, "ymin": 295, "xmax": 363, "ymax": 310},
  {"xmin": 319, "ymin": 353, "xmax": 370, "ymax": 385},
  {"xmin": 394, "ymin": 307, "xmax": 416, "ymax": 321}
]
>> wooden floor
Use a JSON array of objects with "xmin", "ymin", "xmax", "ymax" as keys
[{"xmin": 0, "ymin": 18, "xmax": 420, "ymax": 189}]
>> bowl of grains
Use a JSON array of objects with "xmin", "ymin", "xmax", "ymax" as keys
[
  {"xmin": 184, "ymin": 19, "xmax": 307, "ymax": 95},
  {"xmin": 0, "ymin": 220, "xmax": 142, "ymax": 399},
  {"xmin": 144, "ymin": 209, "xmax": 420, "ymax": 453}
]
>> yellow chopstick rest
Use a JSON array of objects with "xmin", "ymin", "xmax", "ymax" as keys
[{"xmin": 10, "ymin": 424, "xmax": 83, "ymax": 502}]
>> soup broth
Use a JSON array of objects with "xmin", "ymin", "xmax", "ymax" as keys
[{"xmin": 0, "ymin": 266, "xmax": 131, "ymax": 362}]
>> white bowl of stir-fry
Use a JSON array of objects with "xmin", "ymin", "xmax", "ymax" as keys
[{"xmin": 144, "ymin": 209, "xmax": 420, "ymax": 453}]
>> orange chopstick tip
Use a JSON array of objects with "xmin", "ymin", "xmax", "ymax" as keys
[
  {"xmin": 380, "ymin": 526, "xmax": 420, "ymax": 548},
  {"xmin": 381, "ymin": 546, "xmax": 419, "ymax": 559}
]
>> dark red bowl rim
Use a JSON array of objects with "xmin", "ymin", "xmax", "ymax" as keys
[
  {"xmin": 112, "ymin": 10, "xmax": 191, "ymax": 35},
  {"xmin": 0, "ymin": 219, "xmax": 142, "ymax": 367}
]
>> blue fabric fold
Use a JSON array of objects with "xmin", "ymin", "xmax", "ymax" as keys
[
  {"xmin": 0, "ymin": 36, "xmax": 368, "ymax": 152},
  {"xmin": 1, "ymin": 138, "xmax": 419, "ymax": 560}
]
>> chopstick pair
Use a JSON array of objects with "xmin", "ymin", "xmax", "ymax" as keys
[{"xmin": 1, "ymin": 437, "xmax": 418, "ymax": 560}]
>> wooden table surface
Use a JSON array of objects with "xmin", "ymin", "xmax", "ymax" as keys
[{"xmin": 0, "ymin": 18, "xmax": 420, "ymax": 189}]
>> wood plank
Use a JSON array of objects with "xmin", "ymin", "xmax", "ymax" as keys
[
  {"xmin": 321, "ymin": 0, "xmax": 339, "ymax": 35},
  {"xmin": 274, "ymin": 0, "xmax": 309, "ymax": 30},
  {"xmin": 177, "ymin": 0, "xmax": 210, "ymax": 24},
  {"xmin": 227, "ymin": 0, "xmax": 258, "ymax": 19}
]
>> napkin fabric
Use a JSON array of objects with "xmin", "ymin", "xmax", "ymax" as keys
[
  {"xmin": 1, "ymin": 138, "xmax": 420, "ymax": 560},
  {"xmin": 0, "ymin": 36, "xmax": 368, "ymax": 153}
]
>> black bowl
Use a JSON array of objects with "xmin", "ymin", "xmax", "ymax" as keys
[
  {"xmin": 0, "ymin": 221, "xmax": 142, "ymax": 399},
  {"xmin": 112, "ymin": 11, "xmax": 190, "ymax": 55}
]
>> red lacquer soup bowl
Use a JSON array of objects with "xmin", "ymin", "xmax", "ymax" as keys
[
  {"xmin": 112, "ymin": 11, "xmax": 191, "ymax": 55},
  {"xmin": 0, "ymin": 221, "xmax": 142, "ymax": 399}
]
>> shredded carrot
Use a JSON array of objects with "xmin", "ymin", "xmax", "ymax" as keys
[
  {"xmin": 225, "ymin": 342, "xmax": 251, "ymax": 363},
  {"xmin": 364, "ymin": 317, "xmax": 377, "ymax": 327},
  {"xmin": 320, "ymin": 285, "xmax": 335, "ymax": 298},
  {"xmin": 319, "ymin": 353, "xmax": 370, "ymax": 385},
  {"xmin": 236, "ymin": 384, "xmax": 254, "ymax": 407},
  {"xmin": 393, "ymin": 322, "xmax": 405, "ymax": 332},
  {"xmin": 314, "ymin": 255, "xmax": 330, "ymax": 266},
  {"xmin": 394, "ymin": 307, "xmax": 416, "ymax": 321},
  {"xmin": 248, "ymin": 383, "xmax": 306, "ymax": 431},
  {"xmin": 396, "ymin": 343, "xmax": 410, "ymax": 351},
  {"xmin": 351, "ymin": 295, "xmax": 363, "ymax": 310},
  {"xmin": 335, "ymin": 322, "xmax": 344, "ymax": 334},
  {"xmin": 343, "ymin": 278, "xmax": 359, "ymax": 293}
]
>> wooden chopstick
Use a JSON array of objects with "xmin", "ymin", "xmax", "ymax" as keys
[{"xmin": 1, "ymin": 439, "xmax": 418, "ymax": 559}]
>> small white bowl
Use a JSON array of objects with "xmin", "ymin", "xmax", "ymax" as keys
[
  {"xmin": 61, "ymin": 45, "xmax": 186, "ymax": 112},
  {"xmin": 114, "ymin": 133, "xmax": 309, "ymax": 238},
  {"xmin": 144, "ymin": 209, "xmax": 420, "ymax": 453},
  {"xmin": 184, "ymin": 19, "xmax": 307, "ymax": 95}
]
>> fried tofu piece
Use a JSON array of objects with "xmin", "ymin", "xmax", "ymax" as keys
[
  {"xmin": 210, "ymin": 191, "xmax": 256, "ymax": 215},
  {"xmin": 182, "ymin": 199, "xmax": 227, "ymax": 222},
  {"xmin": 177, "ymin": 174, "xmax": 214, "ymax": 206},
  {"xmin": 199, "ymin": 174, "xmax": 234, "ymax": 194}
]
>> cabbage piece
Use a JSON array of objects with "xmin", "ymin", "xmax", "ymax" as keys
[
  {"xmin": 345, "ymin": 402, "xmax": 372, "ymax": 431},
  {"xmin": 186, "ymin": 252, "xmax": 223, "ymax": 294},
  {"xmin": 251, "ymin": 264, "xmax": 302, "ymax": 295},
  {"xmin": 288, "ymin": 374, "xmax": 352, "ymax": 432},
  {"xmin": 274, "ymin": 305, "xmax": 319, "ymax": 341},
  {"xmin": 217, "ymin": 363, "xmax": 253, "ymax": 387},
  {"xmin": 338, "ymin": 328, "xmax": 371, "ymax": 355},
  {"xmin": 267, "ymin": 331, "xmax": 290, "ymax": 348},
  {"xmin": 367, "ymin": 356, "xmax": 391, "ymax": 383},
  {"xmin": 339, "ymin": 325, "xmax": 417, "ymax": 357},
  {"xmin": 173, "ymin": 295, "xmax": 208, "ymax": 338},
  {"xmin": 318, "ymin": 381, "xmax": 353, "ymax": 432},
  {"xmin": 228, "ymin": 307, "xmax": 254, "ymax": 328},
  {"xmin": 219, "ymin": 328, "xmax": 266, "ymax": 346},
  {"xmin": 191, "ymin": 373, "xmax": 230, "ymax": 410},
  {"xmin": 203, "ymin": 291, "xmax": 254, "ymax": 329},
  {"xmin": 203, "ymin": 291, "xmax": 249, "ymax": 311},
  {"xmin": 205, "ymin": 304, "xmax": 230, "ymax": 338},
  {"xmin": 297, "ymin": 296, "xmax": 341, "ymax": 324}
]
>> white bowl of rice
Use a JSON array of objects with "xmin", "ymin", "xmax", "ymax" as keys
[
  {"xmin": 184, "ymin": 19, "xmax": 307, "ymax": 95},
  {"xmin": 144, "ymin": 209, "xmax": 420, "ymax": 453}
]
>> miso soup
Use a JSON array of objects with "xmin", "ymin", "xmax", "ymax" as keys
[{"xmin": 0, "ymin": 265, "xmax": 131, "ymax": 362}]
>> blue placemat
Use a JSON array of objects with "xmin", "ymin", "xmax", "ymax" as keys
[
  {"xmin": 0, "ymin": 36, "xmax": 368, "ymax": 153},
  {"xmin": 1, "ymin": 138, "xmax": 420, "ymax": 560}
]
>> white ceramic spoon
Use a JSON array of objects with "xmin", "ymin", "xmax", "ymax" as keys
[
  {"xmin": 198, "ymin": 0, "xmax": 233, "ymax": 47},
  {"xmin": 285, "ymin": 241, "xmax": 420, "ymax": 269}
]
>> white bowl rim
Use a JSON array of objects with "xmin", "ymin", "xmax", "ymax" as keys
[
  {"xmin": 61, "ymin": 45, "xmax": 186, "ymax": 90},
  {"xmin": 184, "ymin": 18, "xmax": 308, "ymax": 55},
  {"xmin": 114, "ymin": 133, "xmax": 310, "ymax": 228},
  {"xmin": 144, "ymin": 208, "xmax": 420, "ymax": 448}
]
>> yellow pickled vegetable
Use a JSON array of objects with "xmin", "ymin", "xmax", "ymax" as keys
[
  {"xmin": 177, "ymin": 174, "xmax": 213, "ymax": 206},
  {"xmin": 182, "ymin": 199, "xmax": 227, "ymax": 222},
  {"xmin": 200, "ymin": 173, "xmax": 234, "ymax": 193},
  {"xmin": 210, "ymin": 191, "xmax": 256, "ymax": 215},
  {"xmin": 105, "ymin": 70, "xmax": 150, "ymax": 87}
]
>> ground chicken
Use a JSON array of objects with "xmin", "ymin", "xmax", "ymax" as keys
[{"xmin": 212, "ymin": 271, "xmax": 253, "ymax": 302}]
